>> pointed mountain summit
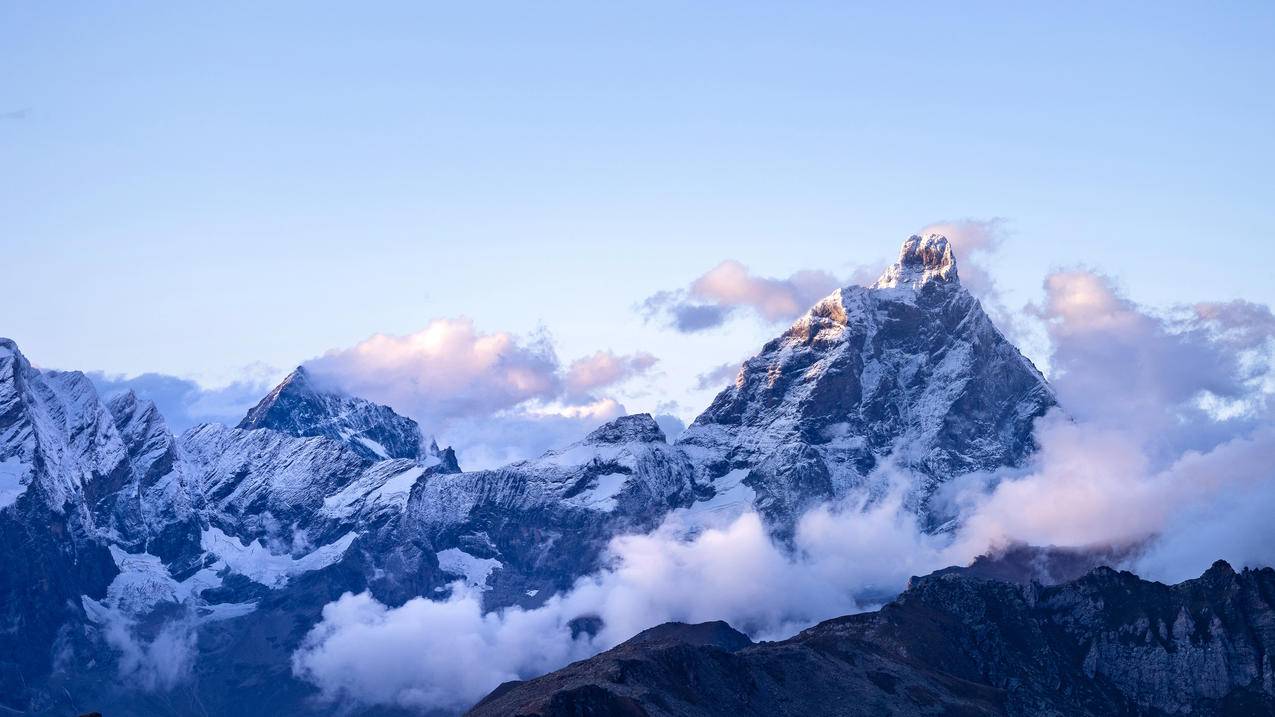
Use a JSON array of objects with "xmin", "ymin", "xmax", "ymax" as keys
[
  {"xmin": 238, "ymin": 365, "xmax": 427, "ymax": 462},
  {"xmin": 582, "ymin": 413, "xmax": 667, "ymax": 445},
  {"xmin": 679, "ymin": 234, "xmax": 1055, "ymax": 530},
  {"xmin": 872, "ymin": 232, "xmax": 959, "ymax": 289}
]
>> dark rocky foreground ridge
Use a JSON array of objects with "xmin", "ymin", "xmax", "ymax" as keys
[{"xmin": 469, "ymin": 561, "xmax": 1275, "ymax": 717}]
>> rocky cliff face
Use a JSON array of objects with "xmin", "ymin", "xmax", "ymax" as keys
[
  {"xmin": 678, "ymin": 234, "xmax": 1055, "ymax": 532},
  {"xmin": 470, "ymin": 561, "xmax": 1275, "ymax": 717}
]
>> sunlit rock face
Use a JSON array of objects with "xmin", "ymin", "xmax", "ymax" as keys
[
  {"xmin": 471, "ymin": 561, "xmax": 1275, "ymax": 717},
  {"xmin": 679, "ymin": 234, "xmax": 1055, "ymax": 532}
]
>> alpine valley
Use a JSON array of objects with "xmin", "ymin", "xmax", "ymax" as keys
[{"xmin": 2, "ymin": 235, "xmax": 1270, "ymax": 716}]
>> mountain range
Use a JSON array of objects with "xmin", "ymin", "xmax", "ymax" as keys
[{"xmin": 2, "ymin": 234, "xmax": 1265, "ymax": 715}]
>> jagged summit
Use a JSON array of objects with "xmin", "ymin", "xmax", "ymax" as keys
[
  {"xmin": 238, "ymin": 365, "xmax": 427, "ymax": 462},
  {"xmin": 583, "ymin": 413, "xmax": 666, "ymax": 445},
  {"xmin": 872, "ymin": 232, "xmax": 959, "ymax": 290},
  {"xmin": 237, "ymin": 365, "xmax": 315, "ymax": 427}
]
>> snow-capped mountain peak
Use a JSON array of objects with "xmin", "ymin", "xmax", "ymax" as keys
[
  {"xmin": 238, "ymin": 365, "xmax": 426, "ymax": 462},
  {"xmin": 872, "ymin": 232, "xmax": 959, "ymax": 290},
  {"xmin": 680, "ymin": 234, "xmax": 1054, "ymax": 532},
  {"xmin": 582, "ymin": 413, "xmax": 667, "ymax": 445}
]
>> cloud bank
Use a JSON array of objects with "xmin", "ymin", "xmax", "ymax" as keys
[
  {"xmin": 306, "ymin": 319, "xmax": 565, "ymax": 422},
  {"xmin": 293, "ymin": 490, "xmax": 957, "ymax": 712},
  {"xmin": 305, "ymin": 318, "xmax": 659, "ymax": 467}
]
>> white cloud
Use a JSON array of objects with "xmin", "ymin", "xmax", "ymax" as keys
[
  {"xmin": 98, "ymin": 611, "xmax": 198, "ymax": 692},
  {"xmin": 292, "ymin": 587, "xmax": 590, "ymax": 712},
  {"xmin": 1031, "ymin": 269, "xmax": 1274, "ymax": 457},
  {"xmin": 690, "ymin": 261, "xmax": 841, "ymax": 322},
  {"xmin": 293, "ymin": 489, "xmax": 963, "ymax": 713},
  {"xmin": 302, "ymin": 318, "xmax": 659, "ymax": 465},
  {"xmin": 640, "ymin": 220, "xmax": 1013, "ymax": 337},
  {"xmin": 694, "ymin": 361, "xmax": 740, "ymax": 391},
  {"xmin": 641, "ymin": 262, "xmax": 841, "ymax": 332},
  {"xmin": 564, "ymin": 351, "xmax": 657, "ymax": 400},
  {"xmin": 306, "ymin": 318, "xmax": 564, "ymax": 423},
  {"xmin": 943, "ymin": 267, "xmax": 1275, "ymax": 570}
]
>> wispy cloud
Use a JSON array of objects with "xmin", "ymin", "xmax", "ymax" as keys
[
  {"xmin": 641, "ymin": 261, "xmax": 841, "ymax": 333},
  {"xmin": 89, "ymin": 370, "xmax": 276, "ymax": 433},
  {"xmin": 694, "ymin": 361, "xmax": 739, "ymax": 391},
  {"xmin": 564, "ymin": 350, "xmax": 658, "ymax": 401}
]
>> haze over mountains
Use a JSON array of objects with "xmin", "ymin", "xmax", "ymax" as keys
[{"xmin": 1, "ymin": 234, "xmax": 1273, "ymax": 715}]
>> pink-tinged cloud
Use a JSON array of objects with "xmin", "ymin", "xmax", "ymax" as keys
[
  {"xmin": 642, "ymin": 221, "xmax": 1014, "ymax": 335},
  {"xmin": 1030, "ymin": 269, "xmax": 1274, "ymax": 455},
  {"xmin": 564, "ymin": 351, "xmax": 658, "ymax": 399},
  {"xmin": 641, "ymin": 262, "xmax": 840, "ymax": 332},
  {"xmin": 689, "ymin": 261, "xmax": 840, "ymax": 322},
  {"xmin": 303, "ymin": 318, "xmax": 660, "ymax": 467},
  {"xmin": 306, "ymin": 318, "xmax": 563, "ymax": 423}
]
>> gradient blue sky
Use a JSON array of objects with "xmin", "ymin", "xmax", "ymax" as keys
[{"xmin": 3, "ymin": 2, "xmax": 1273, "ymax": 425}]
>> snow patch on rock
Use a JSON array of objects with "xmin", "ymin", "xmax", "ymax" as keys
[
  {"xmin": 436, "ymin": 548, "xmax": 502, "ymax": 590},
  {"xmin": 201, "ymin": 527, "xmax": 359, "ymax": 589},
  {"xmin": 0, "ymin": 456, "xmax": 29, "ymax": 509}
]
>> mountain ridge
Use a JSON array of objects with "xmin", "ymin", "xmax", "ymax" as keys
[{"xmin": 469, "ymin": 561, "xmax": 1275, "ymax": 717}]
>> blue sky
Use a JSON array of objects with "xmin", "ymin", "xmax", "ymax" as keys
[{"xmin": 2, "ymin": 2, "xmax": 1273, "ymax": 438}]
